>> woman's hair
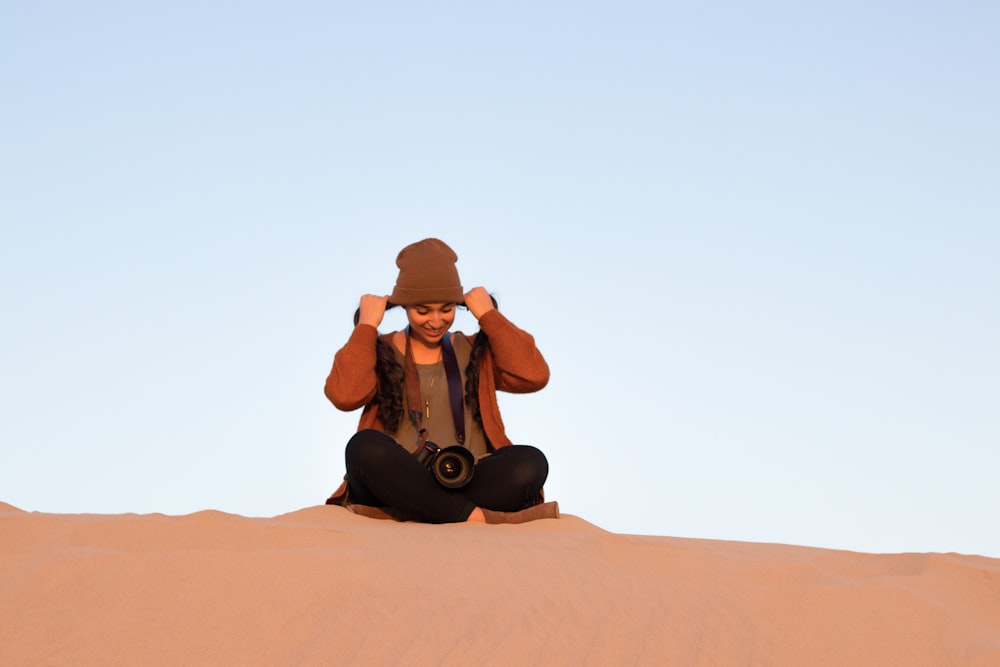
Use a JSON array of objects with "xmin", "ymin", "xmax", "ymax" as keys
[
  {"xmin": 463, "ymin": 327, "xmax": 490, "ymax": 437},
  {"xmin": 373, "ymin": 337, "xmax": 406, "ymax": 431},
  {"xmin": 353, "ymin": 299, "xmax": 496, "ymax": 440}
]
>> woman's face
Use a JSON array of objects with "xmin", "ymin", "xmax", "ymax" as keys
[{"xmin": 406, "ymin": 303, "xmax": 456, "ymax": 347}]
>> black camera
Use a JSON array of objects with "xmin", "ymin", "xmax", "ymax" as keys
[{"xmin": 415, "ymin": 440, "xmax": 475, "ymax": 489}]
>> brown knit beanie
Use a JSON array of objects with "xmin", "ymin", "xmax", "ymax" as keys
[{"xmin": 389, "ymin": 238, "xmax": 464, "ymax": 306}]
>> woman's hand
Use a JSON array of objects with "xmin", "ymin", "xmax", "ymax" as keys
[
  {"xmin": 358, "ymin": 294, "xmax": 390, "ymax": 328},
  {"xmin": 464, "ymin": 287, "xmax": 495, "ymax": 320}
]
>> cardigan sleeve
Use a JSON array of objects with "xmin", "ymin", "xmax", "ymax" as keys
[
  {"xmin": 476, "ymin": 309, "xmax": 550, "ymax": 394},
  {"xmin": 324, "ymin": 324, "xmax": 380, "ymax": 411}
]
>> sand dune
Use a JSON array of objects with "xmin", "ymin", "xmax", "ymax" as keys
[{"xmin": 2, "ymin": 501, "xmax": 998, "ymax": 665}]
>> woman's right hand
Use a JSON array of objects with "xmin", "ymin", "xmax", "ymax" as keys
[{"xmin": 357, "ymin": 294, "xmax": 390, "ymax": 328}]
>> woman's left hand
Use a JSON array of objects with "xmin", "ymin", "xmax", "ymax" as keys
[{"xmin": 464, "ymin": 286, "xmax": 495, "ymax": 320}]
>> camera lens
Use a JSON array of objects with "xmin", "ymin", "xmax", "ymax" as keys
[
  {"xmin": 439, "ymin": 456, "xmax": 462, "ymax": 479},
  {"xmin": 430, "ymin": 446, "xmax": 474, "ymax": 488}
]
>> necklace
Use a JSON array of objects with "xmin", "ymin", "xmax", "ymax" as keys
[{"xmin": 418, "ymin": 362, "xmax": 445, "ymax": 419}]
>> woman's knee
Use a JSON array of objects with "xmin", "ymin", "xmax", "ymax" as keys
[
  {"xmin": 518, "ymin": 444, "xmax": 548, "ymax": 475},
  {"xmin": 345, "ymin": 429, "xmax": 397, "ymax": 469},
  {"xmin": 496, "ymin": 445, "xmax": 549, "ymax": 488}
]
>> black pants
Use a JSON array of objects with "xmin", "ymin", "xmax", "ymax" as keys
[{"xmin": 344, "ymin": 429, "xmax": 548, "ymax": 523}]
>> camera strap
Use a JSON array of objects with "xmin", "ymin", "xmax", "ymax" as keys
[
  {"xmin": 404, "ymin": 329, "xmax": 466, "ymax": 446},
  {"xmin": 441, "ymin": 333, "xmax": 466, "ymax": 445}
]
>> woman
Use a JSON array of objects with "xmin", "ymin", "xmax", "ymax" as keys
[{"xmin": 324, "ymin": 238, "xmax": 559, "ymax": 524}]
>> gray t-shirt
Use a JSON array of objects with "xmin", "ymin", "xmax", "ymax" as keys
[{"xmin": 390, "ymin": 335, "xmax": 489, "ymax": 460}]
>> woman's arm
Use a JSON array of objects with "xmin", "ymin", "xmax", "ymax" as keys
[
  {"xmin": 476, "ymin": 308, "xmax": 550, "ymax": 393},
  {"xmin": 324, "ymin": 323, "xmax": 381, "ymax": 411},
  {"xmin": 325, "ymin": 294, "xmax": 390, "ymax": 411}
]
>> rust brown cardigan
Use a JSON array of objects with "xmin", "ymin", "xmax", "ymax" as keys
[{"xmin": 324, "ymin": 308, "xmax": 550, "ymax": 506}]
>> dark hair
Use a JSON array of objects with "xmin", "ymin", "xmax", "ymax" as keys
[{"xmin": 353, "ymin": 298, "xmax": 496, "ymax": 442}]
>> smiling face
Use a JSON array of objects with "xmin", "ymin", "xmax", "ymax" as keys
[{"xmin": 406, "ymin": 302, "xmax": 457, "ymax": 347}]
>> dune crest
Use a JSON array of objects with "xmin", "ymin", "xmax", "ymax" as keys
[{"xmin": 2, "ymin": 503, "xmax": 998, "ymax": 665}]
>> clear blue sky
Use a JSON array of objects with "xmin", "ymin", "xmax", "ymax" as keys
[{"xmin": 2, "ymin": 2, "xmax": 998, "ymax": 556}]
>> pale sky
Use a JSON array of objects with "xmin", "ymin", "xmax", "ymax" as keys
[{"xmin": 2, "ymin": 2, "xmax": 998, "ymax": 557}]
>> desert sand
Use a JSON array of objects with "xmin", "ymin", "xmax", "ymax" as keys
[{"xmin": 1, "ymin": 500, "xmax": 998, "ymax": 666}]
